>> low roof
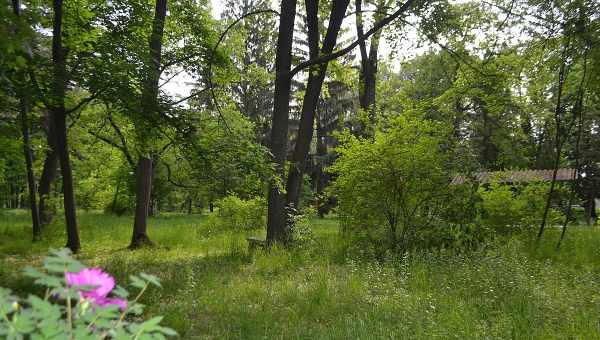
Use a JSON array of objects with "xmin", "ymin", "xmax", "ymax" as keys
[{"xmin": 451, "ymin": 168, "xmax": 577, "ymax": 185}]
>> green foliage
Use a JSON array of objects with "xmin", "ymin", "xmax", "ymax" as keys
[
  {"xmin": 0, "ymin": 248, "xmax": 175, "ymax": 339},
  {"xmin": 205, "ymin": 195, "xmax": 266, "ymax": 234},
  {"xmin": 330, "ymin": 116, "xmax": 450, "ymax": 252},
  {"xmin": 478, "ymin": 181, "xmax": 565, "ymax": 231}
]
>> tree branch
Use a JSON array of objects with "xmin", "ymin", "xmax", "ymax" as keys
[
  {"xmin": 289, "ymin": 0, "xmax": 417, "ymax": 77},
  {"xmin": 65, "ymin": 89, "xmax": 102, "ymax": 115}
]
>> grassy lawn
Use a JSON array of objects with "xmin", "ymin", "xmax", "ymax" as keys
[{"xmin": 1, "ymin": 210, "xmax": 599, "ymax": 339}]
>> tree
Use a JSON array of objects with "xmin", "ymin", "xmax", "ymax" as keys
[
  {"xmin": 222, "ymin": 0, "xmax": 276, "ymax": 145},
  {"xmin": 355, "ymin": 0, "xmax": 389, "ymax": 133},
  {"xmin": 285, "ymin": 0, "xmax": 350, "ymax": 213},
  {"xmin": 9, "ymin": 0, "xmax": 41, "ymax": 240},
  {"xmin": 266, "ymin": 0, "xmax": 418, "ymax": 244},
  {"xmin": 49, "ymin": 0, "xmax": 80, "ymax": 252},
  {"xmin": 128, "ymin": 0, "xmax": 168, "ymax": 248},
  {"xmin": 266, "ymin": 0, "xmax": 298, "ymax": 245}
]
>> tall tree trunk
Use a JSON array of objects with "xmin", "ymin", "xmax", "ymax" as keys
[
  {"xmin": 131, "ymin": 156, "xmax": 153, "ymax": 247},
  {"xmin": 356, "ymin": 0, "xmax": 384, "ymax": 134},
  {"xmin": 38, "ymin": 112, "xmax": 59, "ymax": 226},
  {"xmin": 266, "ymin": 0, "xmax": 298, "ymax": 245},
  {"xmin": 51, "ymin": 0, "xmax": 80, "ymax": 252},
  {"xmin": 538, "ymin": 36, "xmax": 570, "ymax": 241},
  {"xmin": 12, "ymin": 0, "xmax": 41, "ymax": 240},
  {"xmin": 130, "ymin": 0, "xmax": 167, "ymax": 248},
  {"xmin": 285, "ymin": 0, "xmax": 349, "ymax": 211},
  {"xmin": 19, "ymin": 99, "xmax": 42, "ymax": 240},
  {"xmin": 314, "ymin": 112, "xmax": 330, "ymax": 218},
  {"xmin": 584, "ymin": 193, "xmax": 596, "ymax": 225}
]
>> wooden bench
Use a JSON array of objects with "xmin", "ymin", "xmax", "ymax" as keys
[{"xmin": 246, "ymin": 236, "xmax": 267, "ymax": 252}]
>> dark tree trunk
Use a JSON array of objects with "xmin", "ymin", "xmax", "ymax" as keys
[
  {"xmin": 314, "ymin": 116, "xmax": 327, "ymax": 218},
  {"xmin": 38, "ymin": 112, "xmax": 59, "ymax": 226},
  {"xmin": 480, "ymin": 105, "xmax": 498, "ymax": 169},
  {"xmin": 131, "ymin": 156, "xmax": 153, "ymax": 248},
  {"xmin": 51, "ymin": 0, "xmax": 80, "ymax": 252},
  {"xmin": 356, "ymin": 0, "xmax": 383, "ymax": 133},
  {"xmin": 584, "ymin": 193, "xmax": 596, "ymax": 225},
  {"xmin": 266, "ymin": 0, "xmax": 298, "ymax": 245},
  {"xmin": 285, "ymin": 0, "xmax": 349, "ymax": 211},
  {"xmin": 538, "ymin": 37, "xmax": 570, "ymax": 240},
  {"xmin": 12, "ymin": 0, "xmax": 41, "ymax": 240},
  {"xmin": 130, "ymin": 0, "xmax": 167, "ymax": 248},
  {"xmin": 110, "ymin": 176, "xmax": 122, "ymax": 214},
  {"xmin": 19, "ymin": 99, "xmax": 42, "ymax": 240}
]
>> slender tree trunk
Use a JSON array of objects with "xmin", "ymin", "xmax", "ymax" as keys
[
  {"xmin": 110, "ymin": 177, "xmax": 122, "ymax": 214},
  {"xmin": 266, "ymin": 0, "xmax": 298, "ymax": 245},
  {"xmin": 538, "ymin": 37, "xmax": 570, "ymax": 241},
  {"xmin": 356, "ymin": 0, "xmax": 384, "ymax": 133},
  {"xmin": 130, "ymin": 0, "xmax": 167, "ymax": 248},
  {"xmin": 19, "ymin": 99, "xmax": 42, "ymax": 240},
  {"xmin": 131, "ymin": 156, "xmax": 153, "ymax": 247},
  {"xmin": 38, "ymin": 112, "xmax": 59, "ymax": 226},
  {"xmin": 315, "ymin": 115, "xmax": 328, "ymax": 218},
  {"xmin": 557, "ymin": 50, "xmax": 588, "ymax": 249},
  {"xmin": 12, "ymin": 0, "xmax": 41, "ymax": 239},
  {"xmin": 285, "ymin": 0, "xmax": 349, "ymax": 211},
  {"xmin": 51, "ymin": 0, "xmax": 80, "ymax": 252},
  {"xmin": 584, "ymin": 193, "xmax": 596, "ymax": 225}
]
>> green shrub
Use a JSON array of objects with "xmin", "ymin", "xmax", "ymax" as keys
[
  {"xmin": 205, "ymin": 195, "xmax": 266, "ymax": 234},
  {"xmin": 478, "ymin": 181, "xmax": 564, "ymax": 231},
  {"xmin": 329, "ymin": 116, "xmax": 451, "ymax": 253}
]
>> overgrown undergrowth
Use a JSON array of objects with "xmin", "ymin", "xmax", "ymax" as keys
[{"xmin": 1, "ymin": 210, "xmax": 599, "ymax": 339}]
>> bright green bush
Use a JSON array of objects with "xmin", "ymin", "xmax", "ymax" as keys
[
  {"xmin": 478, "ymin": 181, "xmax": 565, "ymax": 231},
  {"xmin": 205, "ymin": 195, "xmax": 266, "ymax": 233},
  {"xmin": 330, "ymin": 116, "xmax": 451, "ymax": 252},
  {"xmin": 0, "ymin": 249, "xmax": 175, "ymax": 339}
]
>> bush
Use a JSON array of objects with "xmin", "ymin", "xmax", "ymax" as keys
[
  {"xmin": 478, "ymin": 181, "xmax": 565, "ymax": 231},
  {"xmin": 0, "ymin": 249, "xmax": 175, "ymax": 339},
  {"xmin": 330, "ymin": 116, "xmax": 451, "ymax": 253},
  {"xmin": 205, "ymin": 195, "xmax": 266, "ymax": 234}
]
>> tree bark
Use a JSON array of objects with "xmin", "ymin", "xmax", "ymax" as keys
[
  {"xmin": 356, "ymin": 0, "xmax": 384, "ymax": 132},
  {"xmin": 130, "ymin": 0, "xmax": 167, "ymax": 248},
  {"xmin": 285, "ymin": 0, "xmax": 349, "ymax": 211},
  {"xmin": 51, "ymin": 0, "xmax": 80, "ymax": 252},
  {"xmin": 38, "ymin": 112, "xmax": 59, "ymax": 226},
  {"xmin": 12, "ymin": 0, "xmax": 41, "ymax": 240},
  {"xmin": 584, "ymin": 194, "xmax": 597, "ymax": 225},
  {"xmin": 130, "ymin": 156, "xmax": 153, "ymax": 248},
  {"xmin": 266, "ymin": 0, "xmax": 298, "ymax": 245},
  {"xmin": 19, "ymin": 99, "xmax": 42, "ymax": 240},
  {"xmin": 538, "ymin": 36, "xmax": 570, "ymax": 240}
]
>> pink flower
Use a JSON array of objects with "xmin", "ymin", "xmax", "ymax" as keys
[{"xmin": 66, "ymin": 268, "xmax": 127, "ymax": 310}]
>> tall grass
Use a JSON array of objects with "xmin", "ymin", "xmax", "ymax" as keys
[{"xmin": 1, "ymin": 209, "xmax": 599, "ymax": 339}]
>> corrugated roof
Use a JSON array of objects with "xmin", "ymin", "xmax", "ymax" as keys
[{"xmin": 451, "ymin": 168, "xmax": 577, "ymax": 185}]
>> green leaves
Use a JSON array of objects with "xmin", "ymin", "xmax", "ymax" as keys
[
  {"xmin": 0, "ymin": 249, "xmax": 176, "ymax": 339},
  {"xmin": 330, "ymin": 116, "xmax": 451, "ymax": 252}
]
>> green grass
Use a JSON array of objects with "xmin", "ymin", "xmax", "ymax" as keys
[{"xmin": 1, "ymin": 209, "xmax": 599, "ymax": 339}]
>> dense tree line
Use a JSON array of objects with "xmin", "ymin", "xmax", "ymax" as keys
[{"xmin": 0, "ymin": 0, "xmax": 598, "ymax": 251}]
